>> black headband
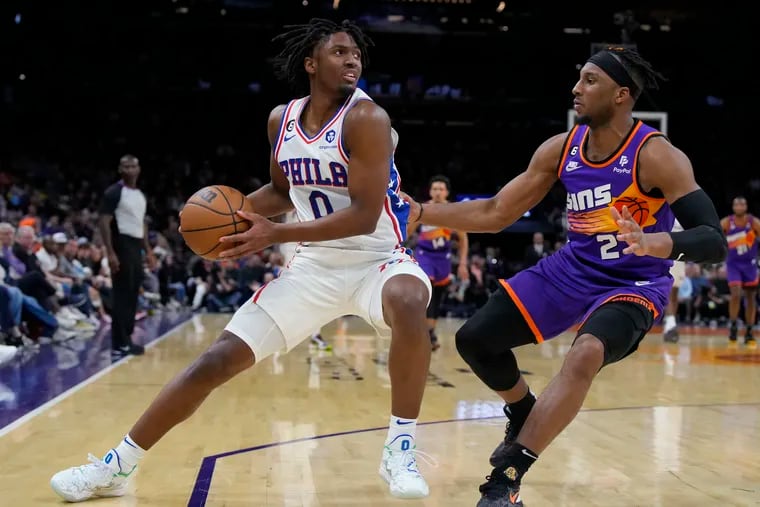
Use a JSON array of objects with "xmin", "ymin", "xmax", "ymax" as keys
[{"xmin": 587, "ymin": 50, "xmax": 640, "ymax": 98}]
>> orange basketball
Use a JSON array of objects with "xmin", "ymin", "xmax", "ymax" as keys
[
  {"xmin": 614, "ymin": 196, "xmax": 649, "ymax": 226},
  {"xmin": 180, "ymin": 185, "xmax": 254, "ymax": 260}
]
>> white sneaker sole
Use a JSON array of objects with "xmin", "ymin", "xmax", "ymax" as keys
[
  {"xmin": 50, "ymin": 478, "xmax": 127, "ymax": 502},
  {"xmin": 378, "ymin": 464, "xmax": 430, "ymax": 499}
]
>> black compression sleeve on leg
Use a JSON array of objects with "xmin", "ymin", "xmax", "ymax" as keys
[
  {"xmin": 668, "ymin": 189, "xmax": 727, "ymax": 263},
  {"xmin": 427, "ymin": 284, "xmax": 446, "ymax": 319},
  {"xmin": 454, "ymin": 287, "xmax": 537, "ymax": 390}
]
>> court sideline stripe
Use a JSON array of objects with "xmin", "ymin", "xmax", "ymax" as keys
[
  {"xmin": 0, "ymin": 317, "xmax": 193, "ymax": 438},
  {"xmin": 187, "ymin": 400, "xmax": 760, "ymax": 506}
]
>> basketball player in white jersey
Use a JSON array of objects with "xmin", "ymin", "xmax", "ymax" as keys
[
  {"xmin": 51, "ymin": 19, "xmax": 433, "ymax": 501},
  {"xmin": 663, "ymin": 219, "xmax": 685, "ymax": 342}
]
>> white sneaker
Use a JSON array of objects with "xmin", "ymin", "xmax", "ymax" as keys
[
  {"xmin": 378, "ymin": 438, "xmax": 432, "ymax": 499},
  {"xmin": 0, "ymin": 344, "xmax": 18, "ymax": 365},
  {"xmin": 50, "ymin": 453, "xmax": 135, "ymax": 502},
  {"xmin": 55, "ymin": 311, "xmax": 78, "ymax": 330}
]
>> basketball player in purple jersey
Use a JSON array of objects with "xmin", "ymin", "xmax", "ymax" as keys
[
  {"xmin": 720, "ymin": 196, "xmax": 760, "ymax": 346},
  {"xmin": 51, "ymin": 19, "xmax": 434, "ymax": 501},
  {"xmin": 403, "ymin": 47, "xmax": 726, "ymax": 506},
  {"xmin": 408, "ymin": 175, "xmax": 469, "ymax": 350}
]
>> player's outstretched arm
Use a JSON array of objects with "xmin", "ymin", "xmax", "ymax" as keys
[
  {"xmin": 613, "ymin": 137, "xmax": 727, "ymax": 263},
  {"xmin": 245, "ymin": 105, "xmax": 295, "ymax": 218},
  {"xmin": 404, "ymin": 134, "xmax": 564, "ymax": 233},
  {"xmin": 719, "ymin": 216, "xmax": 730, "ymax": 233}
]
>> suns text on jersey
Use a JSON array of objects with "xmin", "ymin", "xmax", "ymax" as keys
[
  {"xmin": 279, "ymin": 158, "xmax": 348, "ymax": 188},
  {"xmin": 566, "ymin": 183, "xmax": 612, "ymax": 211}
]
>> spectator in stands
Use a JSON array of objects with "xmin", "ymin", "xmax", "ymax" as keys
[
  {"xmin": 19, "ymin": 203, "xmax": 41, "ymax": 234},
  {"xmin": 0, "ymin": 261, "xmax": 69, "ymax": 346},
  {"xmin": 58, "ymin": 237, "xmax": 106, "ymax": 324},
  {"xmin": 698, "ymin": 265, "xmax": 731, "ymax": 325},
  {"xmin": 205, "ymin": 263, "xmax": 241, "ymax": 312},
  {"xmin": 7, "ymin": 225, "xmax": 63, "ymax": 315},
  {"xmin": 523, "ymin": 232, "xmax": 550, "ymax": 268},
  {"xmin": 465, "ymin": 254, "xmax": 493, "ymax": 309},
  {"xmin": 687, "ymin": 263, "xmax": 710, "ymax": 324},
  {"xmin": 676, "ymin": 267, "xmax": 694, "ymax": 322}
]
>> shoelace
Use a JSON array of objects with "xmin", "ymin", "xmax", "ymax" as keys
[
  {"xmin": 84, "ymin": 454, "xmax": 111, "ymax": 472},
  {"xmin": 479, "ymin": 470, "xmax": 515, "ymax": 496},
  {"xmin": 71, "ymin": 454, "xmax": 113, "ymax": 486},
  {"xmin": 502, "ymin": 420, "xmax": 517, "ymax": 444},
  {"xmin": 388, "ymin": 447, "xmax": 439, "ymax": 474}
]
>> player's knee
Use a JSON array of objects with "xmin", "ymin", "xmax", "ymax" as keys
[
  {"xmin": 185, "ymin": 331, "xmax": 255, "ymax": 388},
  {"xmin": 564, "ymin": 334, "xmax": 605, "ymax": 380},
  {"xmin": 455, "ymin": 318, "xmax": 485, "ymax": 362},
  {"xmin": 382, "ymin": 276, "xmax": 429, "ymax": 323}
]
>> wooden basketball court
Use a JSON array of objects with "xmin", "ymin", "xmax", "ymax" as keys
[{"xmin": 1, "ymin": 314, "xmax": 759, "ymax": 506}]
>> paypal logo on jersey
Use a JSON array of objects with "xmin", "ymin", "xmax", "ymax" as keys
[{"xmin": 279, "ymin": 158, "xmax": 348, "ymax": 188}]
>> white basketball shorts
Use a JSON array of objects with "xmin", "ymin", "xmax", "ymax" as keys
[{"xmin": 225, "ymin": 245, "xmax": 432, "ymax": 361}]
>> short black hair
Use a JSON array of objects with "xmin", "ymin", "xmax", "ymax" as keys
[
  {"xmin": 429, "ymin": 174, "xmax": 451, "ymax": 191},
  {"xmin": 272, "ymin": 18, "xmax": 373, "ymax": 95},
  {"xmin": 608, "ymin": 47, "xmax": 667, "ymax": 99},
  {"xmin": 119, "ymin": 154, "xmax": 139, "ymax": 166}
]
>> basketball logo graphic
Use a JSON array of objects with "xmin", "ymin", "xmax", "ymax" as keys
[{"xmin": 614, "ymin": 196, "xmax": 649, "ymax": 226}]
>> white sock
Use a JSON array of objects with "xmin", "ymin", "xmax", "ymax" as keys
[
  {"xmin": 385, "ymin": 415, "xmax": 417, "ymax": 451},
  {"xmin": 103, "ymin": 434, "xmax": 145, "ymax": 474},
  {"xmin": 664, "ymin": 315, "xmax": 677, "ymax": 332}
]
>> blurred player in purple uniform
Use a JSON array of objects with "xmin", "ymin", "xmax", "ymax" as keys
[
  {"xmin": 720, "ymin": 196, "xmax": 760, "ymax": 346},
  {"xmin": 408, "ymin": 175, "xmax": 469, "ymax": 350}
]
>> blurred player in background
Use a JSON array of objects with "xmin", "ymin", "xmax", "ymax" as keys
[
  {"xmin": 721, "ymin": 196, "xmax": 760, "ymax": 346},
  {"xmin": 407, "ymin": 175, "xmax": 469, "ymax": 350}
]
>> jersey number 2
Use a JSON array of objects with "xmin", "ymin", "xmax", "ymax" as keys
[
  {"xmin": 309, "ymin": 191, "xmax": 334, "ymax": 219},
  {"xmin": 597, "ymin": 234, "xmax": 620, "ymax": 260}
]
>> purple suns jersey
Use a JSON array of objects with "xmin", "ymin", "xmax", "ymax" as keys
[
  {"xmin": 559, "ymin": 120, "xmax": 676, "ymax": 281},
  {"xmin": 724, "ymin": 215, "xmax": 758, "ymax": 264},
  {"xmin": 415, "ymin": 225, "xmax": 453, "ymax": 256},
  {"xmin": 414, "ymin": 225, "xmax": 454, "ymax": 285}
]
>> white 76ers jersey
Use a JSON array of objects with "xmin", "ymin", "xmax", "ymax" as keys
[{"xmin": 273, "ymin": 88, "xmax": 409, "ymax": 252}]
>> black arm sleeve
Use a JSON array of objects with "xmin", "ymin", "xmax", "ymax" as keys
[{"xmin": 667, "ymin": 189, "xmax": 727, "ymax": 263}]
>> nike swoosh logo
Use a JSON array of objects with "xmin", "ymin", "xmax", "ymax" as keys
[
  {"xmin": 521, "ymin": 448, "xmax": 538, "ymax": 459},
  {"xmin": 284, "ymin": 134, "xmax": 295, "ymax": 142},
  {"xmin": 509, "ymin": 491, "xmax": 521, "ymax": 503},
  {"xmin": 395, "ymin": 419, "xmax": 414, "ymax": 425},
  {"xmin": 634, "ymin": 281, "xmax": 653, "ymax": 286}
]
